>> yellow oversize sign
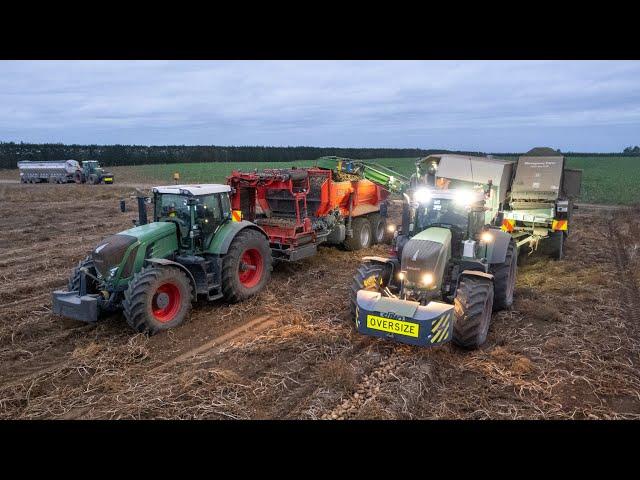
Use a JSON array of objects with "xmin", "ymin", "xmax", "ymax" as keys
[{"xmin": 366, "ymin": 315, "xmax": 420, "ymax": 338}]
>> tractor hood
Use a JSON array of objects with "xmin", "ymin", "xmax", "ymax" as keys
[
  {"xmin": 91, "ymin": 222, "xmax": 177, "ymax": 279},
  {"xmin": 401, "ymin": 227, "xmax": 452, "ymax": 288}
]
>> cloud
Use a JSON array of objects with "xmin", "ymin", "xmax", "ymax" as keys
[{"xmin": 0, "ymin": 60, "xmax": 638, "ymax": 151}]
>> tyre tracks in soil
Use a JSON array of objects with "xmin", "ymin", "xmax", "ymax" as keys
[{"xmin": 609, "ymin": 213, "xmax": 640, "ymax": 328}]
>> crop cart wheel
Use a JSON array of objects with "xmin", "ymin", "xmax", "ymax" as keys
[
  {"xmin": 74, "ymin": 171, "xmax": 83, "ymax": 184},
  {"xmin": 452, "ymin": 276, "xmax": 494, "ymax": 349},
  {"xmin": 490, "ymin": 240, "xmax": 517, "ymax": 310},
  {"xmin": 368, "ymin": 213, "xmax": 387, "ymax": 245},
  {"xmin": 349, "ymin": 261, "xmax": 393, "ymax": 317},
  {"xmin": 68, "ymin": 255, "xmax": 100, "ymax": 294},
  {"xmin": 123, "ymin": 266, "xmax": 193, "ymax": 334},
  {"xmin": 343, "ymin": 217, "xmax": 372, "ymax": 251},
  {"xmin": 221, "ymin": 229, "xmax": 272, "ymax": 303}
]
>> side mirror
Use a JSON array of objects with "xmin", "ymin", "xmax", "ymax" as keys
[{"xmin": 120, "ymin": 200, "xmax": 126, "ymax": 213}]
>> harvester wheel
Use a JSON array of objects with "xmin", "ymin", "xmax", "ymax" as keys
[
  {"xmin": 343, "ymin": 217, "xmax": 372, "ymax": 251},
  {"xmin": 68, "ymin": 255, "xmax": 100, "ymax": 294},
  {"xmin": 490, "ymin": 240, "xmax": 517, "ymax": 310},
  {"xmin": 221, "ymin": 229, "xmax": 272, "ymax": 303},
  {"xmin": 368, "ymin": 214, "xmax": 386, "ymax": 245},
  {"xmin": 122, "ymin": 266, "xmax": 192, "ymax": 334},
  {"xmin": 452, "ymin": 276, "xmax": 494, "ymax": 349},
  {"xmin": 349, "ymin": 261, "xmax": 393, "ymax": 317}
]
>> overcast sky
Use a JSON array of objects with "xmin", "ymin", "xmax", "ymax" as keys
[{"xmin": 0, "ymin": 60, "xmax": 638, "ymax": 151}]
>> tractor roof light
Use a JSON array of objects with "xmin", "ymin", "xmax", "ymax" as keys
[
  {"xmin": 413, "ymin": 188, "xmax": 432, "ymax": 204},
  {"xmin": 453, "ymin": 189, "xmax": 476, "ymax": 207}
]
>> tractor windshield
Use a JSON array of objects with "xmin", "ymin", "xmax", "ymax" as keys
[
  {"xmin": 416, "ymin": 198, "xmax": 469, "ymax": 231},
  {"xmin": 155, "ymin": 194, "xmax": 191, "ymax": 224}
]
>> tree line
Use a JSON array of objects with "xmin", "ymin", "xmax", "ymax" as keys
[
  {"xmin": 0, "ymin": 142, "xmax": 479, "ymax": 169},
  {"xmin": 1, "ymin": 142, "xmax": 637, "ymax": 169}
]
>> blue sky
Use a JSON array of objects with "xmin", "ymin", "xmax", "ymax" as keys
[{"xmin": 0, "ymin": 60, "xmax": 638, "ymax": 151}]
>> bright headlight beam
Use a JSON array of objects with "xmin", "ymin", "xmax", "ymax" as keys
[
  {"xmin": 422, "ymin": 273, "xmax": 434, "ymax": 286},
  {"xmin": 453, "ymin": 189, "xmax": 475, "ymax": 207},
  {"xmin": 480, "ymin": 231, "xmax": 493, "ymax": 243},
  {"xmin": 413, "ymin": 188, "xmax": 432, "ymax": 204}
]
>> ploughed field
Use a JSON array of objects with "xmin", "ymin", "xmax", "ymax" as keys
[{"xmin": 0, "ymin": 183, "xmax": 639, "ymax": 419}]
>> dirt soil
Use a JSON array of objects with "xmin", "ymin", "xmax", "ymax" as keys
[{"xmin": 0, "ymin": 184, "xmax": 639, "ymax": 419}]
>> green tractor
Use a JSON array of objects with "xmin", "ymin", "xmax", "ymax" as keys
[
  {"xmin": 74, "ymin": 160, "xmax": 114, "ymax": 184},
  {"xmin": 350, "ymin": 185, "xmax": 517, "ymax": 349},
  {"xmin": 53, "ymin": 184, "xmax": 272, "ymax": 334}
]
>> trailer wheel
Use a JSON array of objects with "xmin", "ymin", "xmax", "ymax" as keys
[
  {"xmin": 68, "ymin": 255, "xmax": 100, "ymax": 294},
  {"xmin": 123, "ymin": 266, "xmax": 192, "ymax": 334},
  {"xmin": 490, "ymin": 240, "xmax": 517, "ymax": 310},
  {"xmin": 368, "ymin": 214, "xmax": 386, "ymax": 245},
  {"xmin": 452, "ymin": 276, "xmax": 494, "ymax": 349},
  {"xmin": 343, "ymin": 217, "xmax": 372, "ymax": 251},
  {"xmin": 349, "ymin": 261, "xmax": 393, "ymax": 317},
  {"xmin": 74, "ymin": 171, "xmax": 83, "ymax": 184},
  {"xmin": 221, "ymin": 229, "xmax": 272, "ymax": 303}
]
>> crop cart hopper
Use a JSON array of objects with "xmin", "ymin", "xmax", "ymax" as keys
[{"xmin": 499, "ymin": 147, "xmax": 582, "ymax": 259}]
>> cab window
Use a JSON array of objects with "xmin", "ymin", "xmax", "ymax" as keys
[{"xmin": 195, "ymin": 194, "xmax": 222, "ymax": 233}]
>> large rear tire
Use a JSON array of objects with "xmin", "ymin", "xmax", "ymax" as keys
[
  {"xmin": 122, "ymin": 266, "xmax": 192, "ymax": 334},
  {"xmin": 490, "ymin": 240, "xmax": 517, "ymax": 310},
  {"xmin": 452, "ymin": 275, "xmax": 494, "ymax": 349},
  {"xmin": 349, "ymin": 261, "xmax": 393, "ymax": 317},
  {"xmin": 343, "ymin": 217, "xmax": 372, "ymax": 251},
  {"xmin": 221, "ymin": 229, "xmax": 272, "ymax": 303}
]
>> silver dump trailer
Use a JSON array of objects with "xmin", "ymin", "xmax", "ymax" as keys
[
  {"xmin": 500, "ymin": 148, "xmax": 582, "ymax": 259},
  {"xmin": 18, "ymin": 160, "xmax": 81, "ymax": 184}
]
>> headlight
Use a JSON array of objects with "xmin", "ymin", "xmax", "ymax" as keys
[
  {"xmin": 398, "ymin": 271, "xmax": 406, "ymax": 281},
  {"xmin": 480, "ymin": 231, "xmax": 494, "ymax": 243},
  {"xmin": 413, "ymin": 188, "xmax": 432, "ymax": 204},
  {"xmin": 453, "ymin": 189, "xmax": 475, "ymax": 207},
  {"xmin": 109, "ymin": 266, "xmax": 119, "ymax": 278},
  {"xmin": 387, "ymin": 224, "xmax": 396, "ymax": 233},
  {"xmin": 422, "ymin": 272, "xmax": 434, "ymax": 286}
]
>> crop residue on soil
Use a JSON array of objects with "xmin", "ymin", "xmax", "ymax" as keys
[{"xmin": 0, "ymin": 184, "xmax": 639, "ymax": 419}]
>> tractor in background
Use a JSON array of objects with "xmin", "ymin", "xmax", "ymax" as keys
[
  {"xmin": 53, "ymin": 184, "xmax": 271, "ymax": 334},
  {"xmin": 74, "ymin": 160, "xmax": 114, "ymax": 184}
]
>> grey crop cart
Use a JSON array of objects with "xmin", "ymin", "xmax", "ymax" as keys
[{"xmin": 498, "ymin": 147, "xmax": 582, "ymax": 259}]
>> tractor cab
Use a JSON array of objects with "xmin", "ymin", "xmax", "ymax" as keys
[
  {"xmin": 83, "ymin": 160, "xmax": 101, "ymax": 174},
  {"xmin": 152, "ymin": 185, "xmax": 233, "ymax": 251},
  {"xmin": 405, "ymin": 187, "xmax": 487, "ymax": 255}
]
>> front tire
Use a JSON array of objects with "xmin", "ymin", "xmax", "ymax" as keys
[
  {"xmin": 221, "ymin": 229, "xmax": 272, "ymax": 303},
  {"xmin": 68, "ymin": 255, "xmax": 99, "ymax": 294},
  {"xmin": 452, "ymin": 275, "xmax": 494, "ymax": 349},
  {"xmin": 122, "ymin": 266, "xmax": 192, "ymax": 334},
  {"xmin": 490, "ymin": 240, "xmax": 517, "ymax": 310},
  {"xmin": 349, "ymin": 261, "xmax": 393, "ymax": 317}
]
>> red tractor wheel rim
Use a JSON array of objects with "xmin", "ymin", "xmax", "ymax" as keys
[
  {"xmin": 151, "ymin": 282, "xmax": 181, "ymax": 322},
  {"xmin": 238, "ymin": 248, "xmax": 263, "ymax": 288}
]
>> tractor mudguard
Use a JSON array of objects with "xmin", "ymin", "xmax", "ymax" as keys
[
  {"xmin": 355, "ymin": 290, "xmax": 454, "ymax": 347},
  {"xmin": 145, "ymin": 258, "xmax": 197, "ymax": 300},
  {"xmin": 485, "ymin": 229, "xmax": 512, "ymax": 264},
  {"xmin": 207, "ymin": 221, "xmax": 269, "ymax": 255},
  {"xmin": 361, "ymin": 256, "xmax": 400, "ymax": 266},
  {"xmin": 459, "ymin": 270, "xmax": 494, "ymax": 281}
]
